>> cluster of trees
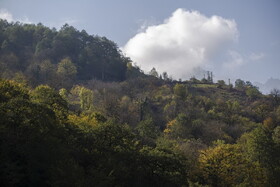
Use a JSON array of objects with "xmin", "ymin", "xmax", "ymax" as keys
[
  {"xmin": 0, "ymin": 20, "xmax": 132, "ymax": 89},
  {"xmin": 0, "ymin": 80, "xmax": 189, "ymax": 186},
  {"xmin": 1, "ymin": 76, "xmax": 279, "ymax": 186},
  {"xmin": 1, "ymin": 20, "xmax": 280, "ymax": 186}
]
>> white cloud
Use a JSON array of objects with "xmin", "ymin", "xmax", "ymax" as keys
[
  {"xmin": 19, "ymin": 16, "xmax": 32, "ymax": 24},
  {"xmin": 0, "ymin": 9, "xmax": 32, "ymax": 24},
  {"xmin": 223, "ymin": 50, "xmax": 244, "ymax": 69},
  {"xmin": 249, "ymin": 52, "xmax": 265, "ymax": 61},
  {"xmin": 0, "ymin": 9, "xmax": 14, "ymax": 22},
  {"xmin": 223, "ymin": 51, "xmax": 265, "ymax": 70},
  {"xmin": 136, "ymin": 17, "xmax": 159, "ymax": 33},
  {"xmin": 123, "ymin": 8, "xmax": 238, "ymax": 79}
]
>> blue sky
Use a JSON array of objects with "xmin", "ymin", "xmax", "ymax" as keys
[{"xmin": 0, "ymin": 0, "xmax": 279, "ymax": 84}]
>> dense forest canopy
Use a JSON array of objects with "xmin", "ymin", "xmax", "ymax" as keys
[
  {"xmin": 0, "ymin": 20, "xmax": 132, "ymax": 87},
  {"xmin": 0, "ymin": 20, "xmax": 280, "ymax": 186}
]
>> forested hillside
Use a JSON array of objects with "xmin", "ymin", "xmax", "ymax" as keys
[
  {"xmin": 0, "ymin": 20, "xmax": 135, "ymax": 88},
  {"xmin": 0, "ymin": 21, "xmax": 280, "ymax": 186}
]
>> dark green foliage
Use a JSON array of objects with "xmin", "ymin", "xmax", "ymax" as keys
[
  {"xmin": 0, "ymin": 80, "xmax": 77, "ymax": 186},
  {"xmin": 173, "ymin": 83, "xmax": 187, "ymax": 99},
  {"xmin": 235, "ymin": 79, "xmax": 246, "ymax": 90},
  {"xmin": 0, "ymin": 80, "xmax": 188, "ymax": 186},
  {"xmin": 244, "ymin": 127, "xmax": 280, "ymax": 185},
  {"xmin": 0, "ymin": 21, "xmax": 130, "ymax": 88},
  {"xmin": 0, "ymin": 73, "xmax": 278, "ymax": 186}
]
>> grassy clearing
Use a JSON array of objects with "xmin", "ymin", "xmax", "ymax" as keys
[{"xmin": 192, "ymin": 84, "xmax": 217, "ymax": 88}]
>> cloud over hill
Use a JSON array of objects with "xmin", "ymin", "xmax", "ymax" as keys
[{"xmin": 123, "ymin": 9, "xmax": 238, "ymax": 79}]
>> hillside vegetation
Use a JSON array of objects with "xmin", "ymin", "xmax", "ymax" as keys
[{"xmin": 0, "ymin": 20, "xmax": 280, "ymax": 186}]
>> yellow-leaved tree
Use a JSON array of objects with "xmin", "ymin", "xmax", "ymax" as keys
[{"xmin": 198, "ymin": 143, "xmax": 266, "ymax": 187}]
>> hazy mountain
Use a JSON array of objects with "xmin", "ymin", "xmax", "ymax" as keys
[{"xmin": 255, "ymin": 78, "xmax": 280, "ymax": 94}]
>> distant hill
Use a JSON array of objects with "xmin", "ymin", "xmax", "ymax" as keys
[
  {"xmin": 255, "ymin": 78, "xmax": 280, "ymax": 94},
  {"xmin": 0, "ymin": 19, "xmax": 140, "ymax": 88}
]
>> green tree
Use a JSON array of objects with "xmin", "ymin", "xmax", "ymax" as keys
[
  {"xmin": 173, "ymin": 83, "xmax": 187, "ymax": 99},
  {"xmin": 149, "ymin": 67, "xmax": 159, "ymax": 78},
  {"xmin": 162, "ymin": 71, "xmax": 169, "ymax": 81},
  {"xmin": 235, "ymin": 79, "xmax": 245, "ymax": 90},
  {"xmin": 246, "ymin": 86, "xmax": 261, "ymax": 100},
  {"xmin": 164, "ymin": 113, "xmax": 191, "ymax": 139},
  {"xmin": 31, "ymin": 85, "xmax": 68, "ymax": 123},
  {"xmin": 0, "ymin": 80, "xmax": 83, "ymax": 186},
  {"xmin": 57, "ymin": 57, "xmax": 77, "ymax": 88},
  {"xmin": 59, "ymin": 88, "xmax": 68, "ymax": 101},
  {"xmin": 136, "ymin": 117, "xmax": 159, "ymax": 139},
  {"xmin": 217, "ymin": 80, "xmax": 225, "ymax": 88},
  {"xmin": 270, "ymin": 88, "xmax": 280, "ymax": 107},
  {"xmin": 244, "ymin": 127, "xmax": 280, "ymax": 185},
  {"xmin": 164, "ymin": 100, "xmax": 177, "ymax": 121},
  {"xmin": 198, "ymin": 144, "xmax": 266, "ymax": 186},
  {"xmin": 79, "ymin": 86, "xmax": 94, "ymax": 111}
]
